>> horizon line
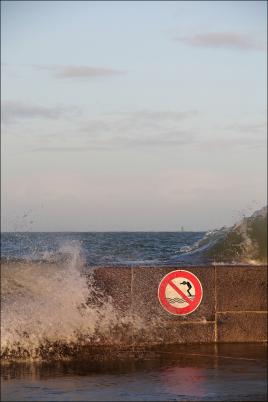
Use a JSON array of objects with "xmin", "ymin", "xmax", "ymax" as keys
[{"xmin": 1, "ymin": 230, "xmax": 207, "ymax": 233}]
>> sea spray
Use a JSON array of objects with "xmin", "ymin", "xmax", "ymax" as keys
[{"xmin": 1, "ymin": 242, "xmax": 144, "ymax": 360}]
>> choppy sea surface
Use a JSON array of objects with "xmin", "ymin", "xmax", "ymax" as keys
[{"xmin": 1, "ymin": 231, "xmax": 205, "ymax": 266}]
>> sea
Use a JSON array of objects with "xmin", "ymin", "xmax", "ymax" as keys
[{"xmin": 1, "ymin": 231, "xmax": 205, "ymax": 267}]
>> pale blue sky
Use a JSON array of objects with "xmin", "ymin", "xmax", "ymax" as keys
[{"xmin": 1, "ymin": 1, "xmax": 267, "ymax": 231}]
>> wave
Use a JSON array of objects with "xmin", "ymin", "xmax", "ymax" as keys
[
  {"xmin": 177, "ymin": 206, "xmax": 267, "ymax": 265},
  {"xmin": 1, "ymin": 243, "xmax": 144, "ymax": 360}
]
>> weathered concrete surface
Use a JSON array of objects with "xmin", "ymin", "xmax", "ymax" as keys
[
  {"xmin": 217, "ymin": 312, "xmax": 267, "ymax": 342},
  {"xmin": 91, "ymin": 265, "xmax": 267, "ymax": 344},
  {"xmin": 216, "ymin": 265, "xmax": 267, "ymax": 311},
  {"xmin": 132, "ymin": 322, "xmax": 215, "ymax": 345},
  {"xmin": 90, "ymin": 266, "xmax": 132, "ymax": 314}
]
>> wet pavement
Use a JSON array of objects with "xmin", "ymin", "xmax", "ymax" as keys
[{"xmin": 1, "ymin": 343, "xmax": 267, "ymax": 401}]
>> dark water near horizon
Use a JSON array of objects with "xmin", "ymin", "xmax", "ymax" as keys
[{"xmin": 1, "ymin": 231, "xmax": 205, "ymax": 266}]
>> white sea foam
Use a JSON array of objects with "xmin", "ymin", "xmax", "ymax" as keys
[{"xmin": 1, "ymin": 242, "xmax": 143, "ymax": 359}]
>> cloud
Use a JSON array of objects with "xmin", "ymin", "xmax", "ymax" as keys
[
  {"xmin": 1, "ymin": 101, "xmax": 81, "ymax": 124},
  {"xmin": 80, "ymin": 110, "xmax": 197, "ymax": 147},
  {"xmin": 196, "ymin": 136, "xmax": 266, "ymax": 151},
  {"xmin": 32, "ymin": 146, "xmax": 110, "ymax": 152},
  {"xmin": 32, "ymin": 109, "xmax": 197, "ymax": 151},
  {"xmin": 32, "ymin": 131, "xmax": 195, "ymax": 152},
  {"xmin": 223, "ymin": 122, "xmax": 267, "ymax": 134},
  {"xmin": 175, "ymin": 32, "xmax": 266, "ymax": 51},
  {"xmin": 80, "ymin": 109, "xmax": 197, "ymax": 134},
  {"xmin": 33, "ymin": 64, "xmax": 126, "ymax": 79},
  {"xmin": 112, "ymin": 110, "xmax": 197, "ymax": 120}
]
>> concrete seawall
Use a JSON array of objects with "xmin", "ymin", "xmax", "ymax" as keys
[{"xmin": 91, "ymin": 265, "xmax": 267, "ymax": 345}]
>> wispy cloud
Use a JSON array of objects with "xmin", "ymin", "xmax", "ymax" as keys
[
  {"xmin": 196, "ymin": 136, "xmax": 266, "ymax": 151},
  {"xmin": 1, "ymin": 101, "xmax": 81, "ymax": 124},
  {"xmin": 223, "ymin": 122, "xmax": 267, "ymax": 134},
  {"xmin": 32, "ymin": 130, "xmax": 196, "ymax": 152},
  {"xmin": 32, "ymin": 109, "xmax": 197, "ymax": 151},
  {"xmin": 80, "ymin": 110, "xmax": 197, "ymax": 134},
  {"xmin": 32, "ymin": 132, "xmax": 195, "ymax": 152},
  {"xmin": 33, "ymin": 64, "xmax": 126, "ymax": 79},
  {"xmin": 174, "ymin": 32, "xmax": 266, "ymax": 51},
  {"xmin": 80, "ymin": 110, "xmax": 197, "ymax": 147}
]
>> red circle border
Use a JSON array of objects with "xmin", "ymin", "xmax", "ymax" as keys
[{"xmin": 158, "ymin": 270, "xmax": 203, "ymax": 315}]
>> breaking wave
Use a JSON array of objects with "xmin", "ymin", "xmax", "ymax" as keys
[
  {"xmin": 178, "ymin": 206, "xmax": 267, "ymax": 265},
  {"xmin": 1, "ymin": 243, "xmax": 144, "ymax": 360}
]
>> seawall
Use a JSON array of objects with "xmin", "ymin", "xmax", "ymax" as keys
[{"xmin": 91, "ymin": 265, "xmax": 267, "ymax": 345}]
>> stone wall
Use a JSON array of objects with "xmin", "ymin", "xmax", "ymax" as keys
[{"xmin": 91, "ymin": 265, "xmax": 267, "ymax": 344}]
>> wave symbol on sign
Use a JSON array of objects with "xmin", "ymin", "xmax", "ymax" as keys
[{"xmin": 166, "ymin": 296, "xmax": 195, "ymax": 304}]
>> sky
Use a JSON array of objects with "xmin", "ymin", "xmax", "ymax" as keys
[{"xmin": 1, "ymin": 0, "xmax": 267, "ymax": 231}]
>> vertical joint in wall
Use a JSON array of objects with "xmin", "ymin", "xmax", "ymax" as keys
[
  {"xmin": 214, "ymin": 265, "xmax": 218, "ymax": 342},
  {"xmin": 130, "ymin": 266, "xmax": 134, "ymax": 350}
]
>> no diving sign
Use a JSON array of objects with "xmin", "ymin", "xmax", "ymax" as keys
[{"xmin": 158, "ymin": 270, "xmax": 203, "ymax": 315}]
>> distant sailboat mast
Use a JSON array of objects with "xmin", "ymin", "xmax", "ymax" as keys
[{"xmin": 181, "ymin": 226, "xmax": 184, "ymax": 232}]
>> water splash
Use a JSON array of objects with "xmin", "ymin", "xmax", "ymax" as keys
[{"xmin": 1, "ymin": 242, "xmax": 143, "ymax": 360}]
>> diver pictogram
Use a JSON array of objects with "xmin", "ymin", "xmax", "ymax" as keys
[{"xmin": 180, "ymin": 281, "xmax": 192, "ymax": 296}]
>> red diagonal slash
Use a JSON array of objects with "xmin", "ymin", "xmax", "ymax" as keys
[{"xmin": 168, "ymin": 280, "xmax": 194, "ymax": 305}]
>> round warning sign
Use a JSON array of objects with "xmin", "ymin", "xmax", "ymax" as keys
[{"xmin": 158, "ymin": 270, "xmax": 203, "ymax": 315}]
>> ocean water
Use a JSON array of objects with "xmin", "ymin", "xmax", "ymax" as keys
[{"xmin": 1, "ymin": 231, "xmax": 205, "ymax": 267}]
